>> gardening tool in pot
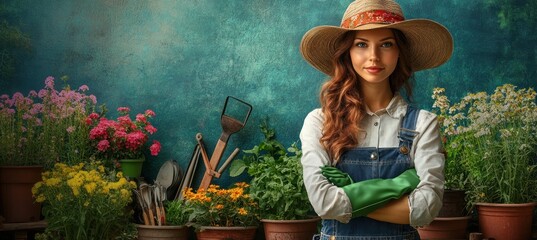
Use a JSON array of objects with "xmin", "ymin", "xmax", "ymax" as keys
[
  {"xmin": 139, "ymin": 183, "xmax": 156, "ymax": 226},
  {"xmin": 133, "ymin": 189, "xmax": 150, "ymax": 225},
  {"xmin": 155, "ymin": 160, "xmax": 182, "ymax": 201},
  {"xmin": 152, "ymin": 184, "xmax": 166, "ymax": 226},
  {"xmin": 175, "ymin": 143, "xmax": 201, "ymax": 200},
  {"xmin": 198, "ymin": 96, "xmax": 252, "ymax": 190}
]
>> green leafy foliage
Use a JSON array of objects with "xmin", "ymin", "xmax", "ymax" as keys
[
  {"xmin": 165, "ymin": 200, "xmax": 191, "ymax": 226},
  {"xmin": 229, "ymin": 121, "xmax": 313, "ymax": 220}
]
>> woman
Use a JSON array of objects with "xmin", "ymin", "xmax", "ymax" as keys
[{"xmin": 299, "ymin": 0, "xmax": 453, "ymax": 239}]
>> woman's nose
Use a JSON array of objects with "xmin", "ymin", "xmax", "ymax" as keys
[{"xmin": 369, "ymin": 47, "xmax": 380, "ymax": 62}]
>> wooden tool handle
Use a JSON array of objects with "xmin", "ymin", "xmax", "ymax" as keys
[
  {"xmin": 199, "ymin": 139, "xmax": 227, "ymax": 190},
  {"xmin": 147, "ymin": 205, "xmax": 155, "ymax": 226},
  {"xmin": 142, "ymin": 208, "xmax": 150, "ymax": 225}
]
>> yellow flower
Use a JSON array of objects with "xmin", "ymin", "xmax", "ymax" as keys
[
  {"xmin": 120, "ymin": 189, "xmax": 131, "ymax": 201},
  {"xmin": 71, "ymin": 187, "xmax": 80, "ymax": 196},
  {"xmin": 32, "ymin": 182, "xmax": 43, "ymax": 196},
  {"xmin": 238, "ymin": 208, "xmax": 248, "ymax": 216},
  {"xmin": 35, "ymin": 194, "xmax": 46, "ymax": 203},
  {"xmin": 214, "ymin": 204, "xmax": 224, "ymax": 210},
  {"xmin": 84, "ymin": 182, "xmax": 97, "ymax": 194},
  {"xmin": 45, "ymin": 177, "xmax": 61, "ymax": 187}
]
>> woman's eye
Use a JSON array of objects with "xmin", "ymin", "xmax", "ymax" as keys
[
  {"xmin": 382, "ymin": 42, "xmax": 394, "ymax": 48},
  {"xmin": 355, "ymin": 42, "xmax": 367, "ymax": 48}
]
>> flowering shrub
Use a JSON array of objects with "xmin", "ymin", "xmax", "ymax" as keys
[
  {"xmin": 87, "ymin": 107, "xmax": 161, "ymax": 162},
  {"xmin": 181, "ymin": 182, "xmax": 260, "ymax": 228},
  {"xmin": 0, "ymin": 76, "xmax": 96, "ymax": 167},
  {"xmin": 432, "ymin": 84, "xmax": 537, "ymax": 204},
  {"xmin": 32, "ymin": 161, "xmax": 137, "ymax": 240}
]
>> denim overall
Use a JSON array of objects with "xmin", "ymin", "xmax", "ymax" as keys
[{"xmin": 318, "ymin": 106, "xmax": 421, "ymax": 240}]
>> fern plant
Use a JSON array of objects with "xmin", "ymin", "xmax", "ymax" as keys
[{"xmin": 229, "ymin": 122, "xmax": 313, "ymax": 220}]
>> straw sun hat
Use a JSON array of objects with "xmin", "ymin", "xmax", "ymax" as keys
[{"xmin": 300, "ymin": 0, "xmax": 453, "ymax": 76}]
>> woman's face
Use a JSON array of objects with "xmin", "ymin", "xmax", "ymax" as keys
[{"xmin": 349, "ymin": 28, "xmax": 400, "ymax": 85}]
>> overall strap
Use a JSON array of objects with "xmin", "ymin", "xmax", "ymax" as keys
[
  {"xmin": 402, "ymin": 105, "xmax": 420, "ymax": 131},
  {"xmin": 398, "ymin": 105, "xmax": 420, "ymax": 156}
]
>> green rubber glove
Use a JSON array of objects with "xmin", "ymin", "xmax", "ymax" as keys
[
  {"xmin": 321, "ymin": 166, "xmax": 353, "ymax": 187},
  {"xmin": 342, "ymin": 168, "xmax": 420, "ymax": 217}
]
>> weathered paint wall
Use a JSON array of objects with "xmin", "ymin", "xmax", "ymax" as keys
[{"xmin": 3, "ymin": 0, "xmax": 536, "ymax": 185}]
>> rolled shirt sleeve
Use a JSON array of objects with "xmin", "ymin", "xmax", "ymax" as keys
[
  {"xmin": 409, "ymin": 111, "xmax": 445, "ymax": 227},
  {"xmin": 300, "ymin": 109, "xmax": 352, "ymax": 223}
]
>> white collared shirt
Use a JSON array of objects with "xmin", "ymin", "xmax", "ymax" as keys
[{"xmin": 299, "ymin": 94, "xmax": 445, "ymax": 227}]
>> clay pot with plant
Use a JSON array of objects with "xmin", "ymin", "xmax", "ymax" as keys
[
  {"xmin": 431, "ymin": 84, "xmax": 537, "ymax": 240},
  {"xmin": 230, "ymin": 122, "xmax": 319, "ymax": 240}
]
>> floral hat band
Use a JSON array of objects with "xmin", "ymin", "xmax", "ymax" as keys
[{"xmin": 341, "ymin": 10, "xmax": 405, "ymax": 29}]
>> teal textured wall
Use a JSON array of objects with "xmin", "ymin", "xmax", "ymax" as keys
[{"xmin": 3, "ymin": 0, "xmax": 536, "ymax": 186}]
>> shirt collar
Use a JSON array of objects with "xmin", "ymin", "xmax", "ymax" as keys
[{"xmin": 365, "ymin": 93, "xmax": 408, "ymax": 118}]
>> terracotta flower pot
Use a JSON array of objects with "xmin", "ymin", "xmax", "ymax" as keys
[
  {"xmin": 261, "ymin": 217, "xmax": 320, "ymax": 240},
  {"xmin": 437, "ymin": 189, "xmax": 467, "ymax": 217},
  {"xmin": 418, "ymin": 216, "xmax": 471, "ymax": 240},
  {"xmin": 476, "ymin": 202, "xmax": 536, "ymax": 240},
  {"xmin": 0, "ymin": 166, "xmax": 43, "ymax": 223},
  {"xmin": 136, "ymin": 224, "xmax": 189, "ymax": 240},
  {"xmin": 196, "ymin": 226, "xmax": 257, "ymax": 240}
]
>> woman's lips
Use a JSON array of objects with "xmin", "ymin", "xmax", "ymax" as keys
[{"xmin": 365, "ymin": 66, "xmax": 384, "ymax": 74}]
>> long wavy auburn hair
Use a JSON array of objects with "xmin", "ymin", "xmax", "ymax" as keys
[{"xmin": 319, "ymin": 29, "xmax": 414, "ymax": 163}]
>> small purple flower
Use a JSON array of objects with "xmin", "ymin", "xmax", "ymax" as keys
[
  {"xmin": 38, "ymin": 89, "xmax": 47, "ymax": 98},
  {"xmin": 66, "ymin": 126, "xmax": 76, "ymax": 133},
  {"xmin": 28, "ymin": 90, "xmax": 38, "ymax": 98},
  {"xmin": 89, "ymin": 95, "xmax": 97, "ymax": 104},
  {"xmin": 22, "ymin": 113, "xmax": 32, "ymax": 120},
  {"xmin": 45, "ymin": 76, "xmax": 55, "ymax": 89},
  {"xmin": 78, "ymin": 85, "xmax": 89, "ymax": 92}
]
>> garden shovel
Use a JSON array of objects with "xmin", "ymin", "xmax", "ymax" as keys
[{"xmin": 198, "ymin": 96, "xmax": 252, "ymax": 190}]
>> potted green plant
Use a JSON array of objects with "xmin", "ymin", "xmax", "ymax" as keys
[
  {"xmin": 433, "ymin": 87, "xmax": 471, "ymax": 218},
  {"xmin": 431, "ymin": 84, "xmax": 537, "ymax": 240},
  {"xmin": 417, "ymin": 88, "xmax": 476, "ymax": 239},
  {"xmin": 230, "ymin": 122, "xmax": 319, "ymax": 240},
  {"xmin": 180, "ymin": 182, "xmax": 260, "ymax": 240},
  {"xmin": 31, "ymin": 160, "xmax": 137, "ymax": 240},
  {"xmin": 0, "ymin": 76, "xmax": 97, "ymax": 222}
]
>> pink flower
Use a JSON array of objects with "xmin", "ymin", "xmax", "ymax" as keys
[
  {"xmin": 45, "ymin": 76, "xmax": 55, "ymax": 89},
  {"xmin": 89, "ymin": 125, "xmax": 108, "ymax": 139},
  {"xmin": 78, "ymin": 85, "xmax": 89, "ymax": 92},
  {"xmin": 117, "ymin": 115, "xmax": 132, "ymax": 126},
  {"xmin": 136, "ymin": 114, "xmax": 147, "ymax": 123},
  {"xmin": 150, "ymin": 141, "xmax": 161, "ymax": 156},
  {"xmin": 125, "ymin": 131, "xmax": 146, "ymax": 150},
  {"xmin": 114, "ymin": 130, "xmax": 127, "ymax": 139},
  {"xmin": 89, "ymin": 95, "xmax": 97, "ymax": 104},
  {"xmin": 97, "ymin": 140, "xmax": 110, "ymax": 152},
  {"xmin": 145, "ymin": 125, "xmax": 157, "ymax": 134},
  {"xmin": 145, "ymin": 109, "xmax": 155, "ymax": 117},
  {"xmin": 38, "ymin": 89, "xmax": 47, "ymax": 98},
  {"xmin": 66, "ymin": 126, "xmax": 75, "ymax": 133},
  {"xmin": 88, "ymin": 112, "xmax": 100, "ymax": 119},
  {"xmin": 29, "ymin": 90, "xmax": 38, "ymax": 97},
  {"xmin": 117, "ymin": 107, "xmax": 130, "ymax": 114}
]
